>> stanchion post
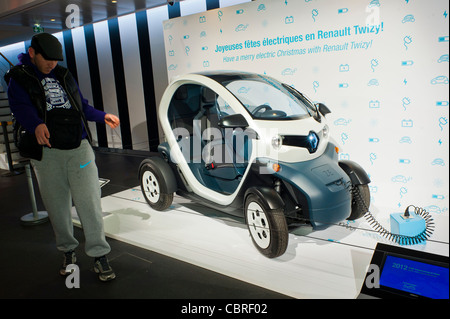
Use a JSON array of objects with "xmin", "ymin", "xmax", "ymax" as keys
[{"xmin": 20, "ymin": 162, "xmax": 49, "ymax": 225}]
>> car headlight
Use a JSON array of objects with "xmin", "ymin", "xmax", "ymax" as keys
[{"xmin": 271, "ymin": 134, "xmax": 283, "ymax": 150}]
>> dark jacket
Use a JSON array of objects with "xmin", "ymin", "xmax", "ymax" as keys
[{"xmin": 5, "ymin": 53, "xmax": 106, "ymax": 159}]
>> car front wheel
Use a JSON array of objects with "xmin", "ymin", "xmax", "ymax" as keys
[{"xmin": 245, "ymin": 194, "xmax": 288, "ymax": 258}]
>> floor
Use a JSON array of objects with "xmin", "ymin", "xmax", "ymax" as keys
[
  {"xmin": 1, "ymin": 149, "xmax": 448, "ymax": 301},
  {"xmin": 0, "ymin": 150, "xmax": 290, "ymax": 300}
]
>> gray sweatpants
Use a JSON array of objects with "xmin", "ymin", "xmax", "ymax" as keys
[{"xmin": 31, "ymin": 139, "xmax": 111, "ymax": 257}]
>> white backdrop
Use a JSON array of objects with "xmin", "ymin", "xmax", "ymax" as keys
[{"xmin": 163, "ymin": 0, "xmax": 449, "ymax": 222}]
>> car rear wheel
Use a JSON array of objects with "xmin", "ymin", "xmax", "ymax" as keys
[
  {"xmin": 140, "ymin": 160, "xmax": 174, "ymax": 211},
  {"xmin": 245, "ymin": 194, "xmax": 288, "ymax": 258}
]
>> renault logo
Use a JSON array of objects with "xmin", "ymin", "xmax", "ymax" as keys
[{"xmin": 307, "ymin": 131, "xmax": 319, "ymax": 153}]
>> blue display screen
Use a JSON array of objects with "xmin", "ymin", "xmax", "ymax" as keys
[{"xmin": 380, "ymin": 255, "xmax": 449, "ymax": 299}]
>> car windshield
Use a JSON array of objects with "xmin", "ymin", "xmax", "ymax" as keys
[{"xmin": 221, "ymin": 75, "xmax": 316, "ymax": 120}]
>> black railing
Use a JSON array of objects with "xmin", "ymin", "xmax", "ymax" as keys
[{"xmin": 0, "ymin": 51, "xmax": 19, "ymax": 175}]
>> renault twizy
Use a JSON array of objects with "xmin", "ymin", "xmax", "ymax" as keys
[{"xmin": 139, "ymin": 72, "xmax": 371, "ymax": 258}]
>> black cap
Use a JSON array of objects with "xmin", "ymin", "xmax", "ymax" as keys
[{"xmin": 30, "ymin": 33, "xmax": 64, "ymax": 61}]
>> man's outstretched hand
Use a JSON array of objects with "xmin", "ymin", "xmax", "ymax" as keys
[{"xmin": 105, "ymin": 114, "xmax": 120, "ymax": 129}]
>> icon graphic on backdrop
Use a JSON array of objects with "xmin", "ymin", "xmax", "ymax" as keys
[
  {"xmin": 334, "ymin": 118, "xmax": 351, "ymax": 126},
  {"xmin": 400, "ymin": 187, "xmax": 407, "ymax": 198},
  {"xmin": 399, "ymin": 158, "xmax": 411, "ymax": 164},
  {"xmin": 439, "ymin": 117, "xmax": 448, "ymax": 131},
  {"xmin": 402, "ymin": 14, "xmax": 415, "ymax": 23},
  {"xmin": 313, "ymin": 80, "xmax": 319, "ymax": 92},
  {"xmin": 218, "ymin": 10, "xmax": 223, "ymax": 20},
  {"xmin": 285, "ymin": 16, "xmax": 294, "ymax": 24},
  {"xmin": 431, "ymin": 75, "xmax": 449, "ymax": 85},
  {"xmin": 185, "ymin": 46, "xmax": 190, "ymax": 55},
  {"xmin": 312, "ymin": 9, "xmax": 318, "ymax": 22},
  {"xmin": 168, "ymin": 35, "xmax": 173, "ymax": 45},
  {"xmin": 370, "ymin": 59, "xmax": 379, "ymax": 72},
  {"xmin": 431, "ymin": 194, "xmax": 445, "ymax": 201},
  {"xmin": 339, "ymin": 64, "xmax": 349, "ymax": 72},
  {"xmin": 403, "ymin": 35, "xmax": 412, "ymax": 50},
  {"xmin": 401, "ymin": 119, "xmax": 413, "ymax": 127},
  {"xmin": 399, "ymin": 136, "xmax": 412, "ymax": 144},
  {"xmin": 402, "ymin": 97, "xmax": 411, "ymax": 110},
  {"xmin": 281, "ymin": 68, "xmax": 296, "ymax": 76},
  {"xmin": 341, "ymin": 132, "xmax": 348, "ymax": 145},
  {"xmin": 369, "ymin": 153, "xmax": 377, "ymax": 165},
  {"xmin": 401, "ymin": 60, "xmax": 414, "ymax": 66},
  {"xmin": 235, "ymin": 24, "xmax": 248, "ymax": 32},
  {"xmin": 431, "ymin": 158, "xmax": 445, "ymax": 166},
  {"xmin": 369, "ymin": 100, "xmax": 380, "ymax": 108},
  {"xmin": 432, "ymin": 195, "xmax": 445, "ymax": 202},
  {"xmin": 438, "ymin": 54, "xmax": 449, "ymax": 63},
  {"xmin": 392, "ymin": 175, "xmax": 411, "ymax": 183}
]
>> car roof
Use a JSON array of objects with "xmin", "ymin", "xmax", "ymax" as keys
[{"xmin": 192, "ymin": 71, "xmax": 275, "ymax": 84}]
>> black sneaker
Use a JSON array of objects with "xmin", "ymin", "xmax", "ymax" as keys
[
  {"xmin": 94, "ymin": 256, "xmax": 116, "ymax": 281},
  {"xmin": 60, "ymin": 250, "xmax": 76, "ymax": 276}
]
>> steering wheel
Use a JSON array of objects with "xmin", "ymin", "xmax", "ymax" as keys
[{"xmin": 251, "ymin": 104, "xmax": 272, "ymax": 115}]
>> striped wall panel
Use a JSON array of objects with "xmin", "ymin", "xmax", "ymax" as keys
[{"xmin": 0, "ymin": 0, "xmax": 250, "ymax": 151}]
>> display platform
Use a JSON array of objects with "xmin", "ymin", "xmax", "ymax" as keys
[{"xmin": 72, "ymin": 185, "xmax": 448, "ymax": 299}]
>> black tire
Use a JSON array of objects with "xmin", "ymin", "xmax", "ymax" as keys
[
  {"xmin": 139, "ymin": 161, "xmax": 174, "ymax": 211},
  {"xmin": 244, "ymin": 194, "xmax": 288, "ymax": 258},
  {"xmin": 347, "ymin": 184, "xmax": 370, "ymax": 220}
]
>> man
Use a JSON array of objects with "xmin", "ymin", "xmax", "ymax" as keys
[{"xmin": 5, "ymin": 32, "xmax": 119, "ymax": 281}]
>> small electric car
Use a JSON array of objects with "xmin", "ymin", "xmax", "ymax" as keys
[{"xmin": 139, "ymin": 71, "xmax": 371, "ymax": 258}]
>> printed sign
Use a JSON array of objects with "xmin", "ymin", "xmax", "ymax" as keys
[{"xmin": 163, "ymin": 0, "xmax": 449, "ymax": 214}]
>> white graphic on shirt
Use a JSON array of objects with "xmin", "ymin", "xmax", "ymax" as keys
[{"xmin": 42, "ymin": 77, "xmax": 72, "ymax": 111}]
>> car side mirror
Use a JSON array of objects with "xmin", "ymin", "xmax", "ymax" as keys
[
  {"xmin": 219, "ymin": 114, "xmax": 249, "ymax": 128},
  {"xmin": 317, "ymin": 103, "xmax": 331, "ymax": 116}
]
